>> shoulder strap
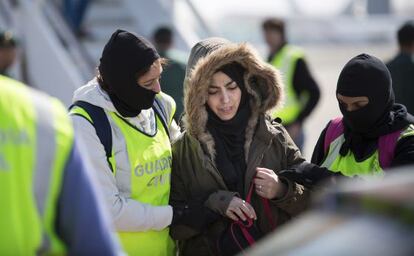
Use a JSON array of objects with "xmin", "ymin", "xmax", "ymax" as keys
[
  {"xmin": 378, "ymin": 129, "xmax": 403, "ymax": 169},
  {"xmin": 69, "ymin": 101, "xmax": 113, "ymax": 168},
  {"xmin": 153, "ymin": 97, "xmax": 170, "ymax": 139},
  {"xmin": 324, "ymin": 117, "xmax": 344, "ymax": 154}
]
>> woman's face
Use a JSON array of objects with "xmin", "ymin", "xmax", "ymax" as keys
[
  {"xmin": 137, "ymin": 59, "xmax": 163, "ymax": 93},
  {"xmin": 207, "ymin": 71, "xmax": 242, "ymax": 121}
]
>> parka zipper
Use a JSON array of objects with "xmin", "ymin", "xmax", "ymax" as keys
[{"xmin": 244, "ymin": 139, "xmax": 274, "ymax": 196}]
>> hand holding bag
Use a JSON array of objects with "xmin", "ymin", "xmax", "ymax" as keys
[{"xmin": 216, "ymin": 181, "xmax": 277, "ymax": 255}]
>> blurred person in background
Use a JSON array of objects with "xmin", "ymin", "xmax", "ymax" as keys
[
  {"xmin": 152, "ymin": 26, "xmax": 186, "ymax": 122},
  {"xmin": 0, "ymin": 30, "xmax": 18, "ymax": 77},
  {"xmin": 387, "ymin": 20, "xmax": 414, "ymax": 115},
  {"xmin": 0, "ymin": 75, "xmax": 122, "ymax": 255},
  {"xmin": 62, "ymin": 0, "xmax": 91, "ymax": 37},
  {"xmin": 312, "ymin": 54, "xmax": 414, "ymax": 180},
  {"xmin": 69, "ymin": 29, "xmax": 180, "ymax": 255},
  {"xmin": 262, "ymin": 18, "xmax": 320, "ymax": 151}
]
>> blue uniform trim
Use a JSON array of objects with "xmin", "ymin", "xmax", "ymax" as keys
[{"xmin": 57, "ymin": 140, "xmax": 120, "ymax": 255}]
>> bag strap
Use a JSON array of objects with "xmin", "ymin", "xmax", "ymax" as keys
[
  {"xmin": 242, "ymin": 180, "xmax": 276, "ymax": 230},
  {"xmin": 69, "ymin": 101, "xmax": 113, "ymax": 171},
  {"xmin": 235, "ymin": 184, "xmax": 255, "ymax": 228},
  {"xmin": 231, "ymin": 184, "xmax": 256, "ymax": 253},
  {"xmin": 230, "ymin": 222, "xmax": 255, "ymax": 247},
  {"xmin": 261, "ymin": 195, "xmax": 276, "ymax": 230},
  {"xmin": 245, "ymin": 181, "xmax": 254, "ymax": 204},
  {"xmin": 378, "ymin": 129, "xmax": 402, "ymax": 169},
  {"xmin": 230, "ymin": 181, "xmax": 277, "ymax": 254},
  {"xmin": 324, "ymin": 117, "xmax": 344, "ymax": 154}
]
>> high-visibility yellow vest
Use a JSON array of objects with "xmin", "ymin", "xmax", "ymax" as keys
[
  {"xmin": 269, "ymin": 45, "xmax": 307, "ymax": 125},
  {"xmin": 0, "ymin": 75, "xmax": 73, "ymax": 255},
  {"xmin": 322, "ymin": 122, "xmax": 414, "ymax": 179},
  {"xmin": 70, "ymin": 93, "xmax": 176, "ymax": 256}
]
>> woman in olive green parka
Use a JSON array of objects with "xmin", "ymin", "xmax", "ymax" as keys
[{"xmin": 170, "ymin": 38, "xmax": 312, "ymax": 255}]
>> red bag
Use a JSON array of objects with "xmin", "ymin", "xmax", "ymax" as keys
[{"xmin": 216, "ymin": 182, "xmax": 277, "ymax": 255}]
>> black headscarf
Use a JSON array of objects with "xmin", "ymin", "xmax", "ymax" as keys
[
  {"xmin": 99, "ymin": 29, "xmax": 160, "ymax": 117},
  {"xmin": 206, "ymin": 62, "xmax": 251, "ymax": 195},
  {"xmin": 336, "ymin": 53, "xmax": 414, "ymax": 160}
]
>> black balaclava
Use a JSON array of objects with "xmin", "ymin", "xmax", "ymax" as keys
[
  {"xmin": 206, "ymin": 62, "xmax": 251, "ymax": 195},
  {"xmin": 336, "ymin": 53, "xmax": 414, "ymax": 160},
  {"xmin": 99, "ymin": 29, "xmax": 160, "ymax": 117}
]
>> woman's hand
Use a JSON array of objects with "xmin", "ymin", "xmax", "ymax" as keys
[
  {"xmin": 225, "ymin": 197, "xmax": 257, "ymax": 221},
  {"xmin": 254, "ymin": 167, "xmax": 287, "ymax": 199}
]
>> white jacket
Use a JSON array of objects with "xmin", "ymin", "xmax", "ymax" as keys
[{"xmin": 71, "ymin": 79, "xmax": 180, "ymax": 232}]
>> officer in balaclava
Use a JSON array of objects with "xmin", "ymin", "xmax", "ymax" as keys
[
  {"xmin": 69, "ymin": 29, "xmax": 180, "ymax": 255},
  {"xmin": 312, "ymin": 53, "xmax": 414, "ymax": 179}
]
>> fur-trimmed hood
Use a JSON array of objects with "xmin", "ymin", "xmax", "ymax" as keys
[{"xmin": 183, "ymin": 42, "xmax": 284, "ymax": 160}]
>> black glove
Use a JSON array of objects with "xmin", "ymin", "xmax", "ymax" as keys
[{"xmin": 171, "ymin": 202, "xmax": 221, "ymax": 231}]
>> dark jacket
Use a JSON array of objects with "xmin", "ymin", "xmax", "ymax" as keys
[
  {"xmin": 387, "ymin": 52, "xmax": 414, "ymax": 114},
  {"xmin": 170, "ymin": 43, "xmax": 310, "ymax": 255}
]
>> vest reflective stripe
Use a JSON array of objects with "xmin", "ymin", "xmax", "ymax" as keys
[
  {"xmin": 269, "ymin": 45, "xmax": 306, "ymax": 124},
  {"xmin": 33, "ymin": 93, "xmax": 57, "ymax": 253},
  {"xmin": 41, "ymin": 98, "xmax": 73, "ymax": 254},
  {"xmin": 156, "ymin": 92, "xmax": 176, "ymax": 126},
  {"xmin": 320, "ymin": 134, "xmax": 345, "ymax": 171},
  {"xmin": 399, "ymin": 124, "xmax": 414, "ymax": 140},
  {"xmin": 0, "ymin": 75, "xmax": 72, "ymax": 254},
  {"xmin": 322, "ymin": 125, "xmax": 414, "ymax": 179},
  {"xmin": 109, "ymin": 112, "xmax": 175, "ymax": 256}
]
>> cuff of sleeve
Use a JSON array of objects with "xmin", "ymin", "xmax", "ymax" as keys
[
  {"xmin": 204, "ymin": 190, "xmax": 238, "ymax": 216},
  {"xmin": 270, "ymin": 177, "xmax": 294, "ymax": 203},
  {"xmin": 152, "ymin": 205, "xmax": 173, "ymax": 231}
]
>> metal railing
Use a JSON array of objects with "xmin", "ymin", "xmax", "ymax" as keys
[
  {"xmin": 42, "ymin": 1, "xmax": 95, "ymax": 80},
  {"xmin": 0, "ymin": 0, "xmax": 14, "ymax": 28}
]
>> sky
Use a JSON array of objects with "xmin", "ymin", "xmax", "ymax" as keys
[{"xmin": 191, "ymin": 0, "xmax": 414, "ymax": 21}]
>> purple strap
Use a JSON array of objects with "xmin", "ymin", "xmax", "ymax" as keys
[
  {"xmin": 378, "ymin": 130, "xmax": 401, "ymax": 168},
  {"xmin": 324, "ymin": 117, "xmax": 344, "ymax": 154},
  {"xmin": 324, "ymin": 117, "xmax": 402, "ymax": 169}
]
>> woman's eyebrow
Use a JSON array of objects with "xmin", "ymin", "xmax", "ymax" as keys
[
  {"xmin": 142, "ymin": 78, "xmax": 155, "ymax": 85},
  {"xmin": 141, "ymin": 67, "xmax": 163, "ymax": 85},
  {"xmin": 353, "ymin": 98, "xmax": 369, "ymax": 103},
  {"xmin": 224, "ymin": 80, "xmax": 234, "ymax": 87},
  {"xmin": 210, "ymin": 80, "xmax": 234, "ymax": 88},
  {"xmin": 142, "ymin": 74, "xmax": 162, "ymax": 84}
]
